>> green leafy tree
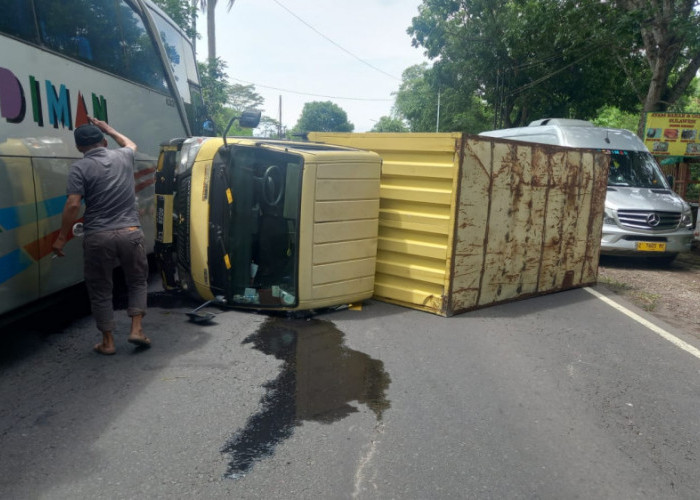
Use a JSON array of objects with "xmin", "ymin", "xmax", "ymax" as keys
[
  {"xmin": 394, "ymin": 64, "xmax": 438, "ymax": 132},
  {"xmin": 196, "ymin": 59, "xmax": 265, "ymax": 135},
  {"xmin": 409, "ymin": 0, "xmax": 631, "ymax": 128},
  {"xmin": 197, "ymin": 59, "xmax": 229, "ymax": 129},
  {"xmin": 615, "ymin": 0, "xmax": 700, "ymax": 133},
  {"xmin": 370, "ymin": 116, "xmax": 409, "ymax": 133},
  {"xmin": 394, "ymin": 64, "xmax": 493, "ymax": 133},
  {"xmin": 293, "ymin": 102, "xmax": 354, "ymax": 134},
  {"xmin": 591, "ymin": 106, "xmax": 639, "ymax": 132},
  {"xmin": 409, "ymin": 0, "xmax": 700, "ymax": 135}
]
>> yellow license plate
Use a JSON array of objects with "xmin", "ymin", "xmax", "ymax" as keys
[{"xmin": 636, "ymin": 241, "xmax": 666, "ymax": 252}]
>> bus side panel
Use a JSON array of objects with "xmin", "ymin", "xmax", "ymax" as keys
[
  {"xmin": 33, "ymin": 157, "xmax": 85, "ymax": 298},
  {"xmin": 0, "ymin": 155, "xmax": 39, "ymax": 315}
]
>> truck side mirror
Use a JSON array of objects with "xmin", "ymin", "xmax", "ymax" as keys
[
  {"xmin": 223, "ymin": 110, "xmax": 262, "ymax": 147},
  {"xmin": 239, "ymin": 110, "xmax": 262, "ymax": 129}
]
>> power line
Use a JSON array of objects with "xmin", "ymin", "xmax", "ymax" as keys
[
  {"xmin": 232, "ymin": 77, "xmax": 392, "ymax": 101},
  {"xmin": 270, "ymin": 0, "xmax": 401, "ymax": 81}
]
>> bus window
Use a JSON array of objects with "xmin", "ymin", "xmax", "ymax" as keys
[
  {"xmin": 34, "ymin": 0, "xmax": 168, "ymax": 92},
  {"xmin": 149, "ymin": 9, "xmax": 190, "ymax": 102},
  {"xmin": 0, "ymin": 0, "xmax": 38, "ymax": 42}
]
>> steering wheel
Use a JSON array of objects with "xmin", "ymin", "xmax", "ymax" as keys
[{"xmin": 262, "ymin": 165, "xmax": 284, "ymax": 206}]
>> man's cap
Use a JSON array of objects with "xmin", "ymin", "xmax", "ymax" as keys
[{"xmin": 74, "ymin": 124, "xmax": 104, "ymax": 147}]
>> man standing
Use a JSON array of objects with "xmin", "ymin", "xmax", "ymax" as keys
[{"xmin": 53, "ymin": 117, "xmax": 151, "ymax": 354}]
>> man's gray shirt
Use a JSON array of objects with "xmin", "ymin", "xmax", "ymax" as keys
[{"xmin": 66, "ymin": 147, "xmax": 140, "ymax": 234}]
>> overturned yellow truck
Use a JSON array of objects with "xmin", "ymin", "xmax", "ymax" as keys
[{"xmin": 153, "ymin": 122, "xmax": 382, "ymax": 313}]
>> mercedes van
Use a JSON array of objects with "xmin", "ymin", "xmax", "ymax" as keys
[{"xmin": 480, "ymin": 119, "xmax": 694, "ymax": 263}]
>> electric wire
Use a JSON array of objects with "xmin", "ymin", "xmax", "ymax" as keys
[
  {"xmin": 231, "ymin": 78, "xmax": 392, "ymax": 101},
  {"xmin": 270, "ymin": 0, "xmax": 401, "ymax": 81}
]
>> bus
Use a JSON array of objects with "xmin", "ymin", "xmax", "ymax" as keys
[{"xmin": 0, "ymin": 0, "xmax": 207, "ymax": 320}]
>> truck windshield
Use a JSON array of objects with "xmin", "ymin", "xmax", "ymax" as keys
[
  {"xmin": 224, "ymin": 145, "xmax": 303, "ymax": 306},
  {"xmin": 607, "ymin": 151, "xmax": 669, "ymax": 189}
]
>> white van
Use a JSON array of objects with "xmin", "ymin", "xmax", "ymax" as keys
[{"xmin": 480, "ymin": 119, "xmax": 694, "ymax": 263}]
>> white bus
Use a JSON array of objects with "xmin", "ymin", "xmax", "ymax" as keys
[{"xmin": 0, "ymin": 0, "xmax": 207, "ymax": 319}]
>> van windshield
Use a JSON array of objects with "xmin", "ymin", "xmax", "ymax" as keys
[{"xmin": 607, "ymin": 150, "xmax": 669, "ymax": 189}]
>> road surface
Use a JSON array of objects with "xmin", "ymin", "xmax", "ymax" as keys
[{"xmin": 2, "ymin": 283, "xmax": 700, "ymax": 499}]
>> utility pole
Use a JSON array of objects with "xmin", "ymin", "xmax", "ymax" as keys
[
  {"xmin": 278, "ymin": 95, "xmax": 283, "ymax": 139},
  {"xmin": 436, "ymin": 89, "xmax": 441, "ymax": 133}
]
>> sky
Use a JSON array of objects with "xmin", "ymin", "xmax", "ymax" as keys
[{"xmin": 198, "ymin": 0, "xmax": 429, "ymax": 133}]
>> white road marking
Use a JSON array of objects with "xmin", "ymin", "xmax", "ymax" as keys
[
  {"xmin": 352, "ymin": 422, "xmax": 383, "ymax": 498},
  {"xmin": 584, "ymin": 287, "xmax": 700, "ymax": 360}
]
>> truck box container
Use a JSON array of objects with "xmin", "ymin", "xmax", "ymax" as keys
[{"xmin": 308, "ymin": 132, "xmax": 609, "ymax": 316}]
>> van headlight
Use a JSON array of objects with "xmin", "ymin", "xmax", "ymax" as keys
[
  {"xmin": 681, "ymin": 207, "xmax": 693, "ymax": 229},
  {"xmin": 603, "ymin": 207, "xmax": 617, "ymax": 226},
  {"xmin": 177, "ymin": 137, "xmax": 207, "ymax": 175}
]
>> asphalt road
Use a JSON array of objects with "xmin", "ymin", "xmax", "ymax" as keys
[{"xmin": 2, "ymin": 282, "xmax": 700, "ymax": 499}]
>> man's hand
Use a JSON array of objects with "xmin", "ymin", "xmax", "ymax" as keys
[
  {"xmin": 52, "ymin": 234, "xmax": 67, "ymax": 258},
  {"xmin": 87, "ymin": 116, "xmax": 137, "ymax": 151}
]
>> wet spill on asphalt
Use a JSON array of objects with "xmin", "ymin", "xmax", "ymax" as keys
[{"xmin": 221, "ymin": 315, "xmax": 391, "ymax": 479}]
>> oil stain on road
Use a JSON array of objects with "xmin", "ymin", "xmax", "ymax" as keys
[{"xmin": 222, "ymin": 316, "xmax": 391, "ymax": 479}]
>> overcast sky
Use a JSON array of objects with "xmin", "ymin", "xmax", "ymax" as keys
[{"xmin": 198, "ymin": 0, "xmax": 429, "ymax": 132}]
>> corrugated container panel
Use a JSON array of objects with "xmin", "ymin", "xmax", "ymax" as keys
[
  {"xmin": 308, "ymin": 133, "xmax": 462, "ymax": 314},
  {"xmin": 308, "ymin": 132, "xmax": 608, "ymax": 316}
]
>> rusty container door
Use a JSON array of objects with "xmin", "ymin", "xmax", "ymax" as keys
[{"xmin": 449, "ymin": 136, "xmax": 609, "ymax": 315}]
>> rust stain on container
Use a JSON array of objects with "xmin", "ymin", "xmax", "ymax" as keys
[{"xmin": 309, "ymin": 132, "xmax": 609, "ymax": 317}]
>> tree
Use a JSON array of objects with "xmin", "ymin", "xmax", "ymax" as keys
[
  {"xmin": 410, "ymin": 0, "xmax": 634, "ymax": 128},
  {"xmin": 614, "ymin": 0, "xmax": 700, "ymax": 133},
  {"xmin": 198, "ymin": 0, "xmax": 237, "ymax": 62},
  {"xmin": 370, "ymin": 116, "xmax": 409, "ymax": 133},
  {"xmin": 393, "ymin": 64, "xmax": 492, "ymax": 133},
  {"xmin": 591, "ymin": 106, "xmax": 639, "ymax": 132},
  {"xmin": 293, "ymin": 102, "xmax": 354, "ymax": 134},
  {"xmin": 409, "ymin": 0, "xmax": 700, "ymax": 134}
]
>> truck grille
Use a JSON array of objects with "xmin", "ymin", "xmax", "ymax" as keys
[
  {"xmin": 176, "ymin": 175, "xmax": 192, "ymax": 269},
  {"xmin": 616, "ymin": 210, "xmax": 681, "ymax": 230}
]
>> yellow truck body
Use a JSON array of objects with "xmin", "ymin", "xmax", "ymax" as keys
[
  {"xmin": 155, "ymin": 137, "xmax": 382, "ymax": 312},
  {"xmin": 309, "ymin": 132, "xmax": 609, "ymax": 316}
]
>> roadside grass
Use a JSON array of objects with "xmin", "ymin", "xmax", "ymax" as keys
[
  {"xmin": 597, "ymin": 276, "xmax": 633, "ymax": 293},
  {"xmin": 629, "ymin": 291, "xmax": 660, "ymax": 312},
  {"xmin": 597, "ymin": 276, "xmax": 660, "ymax": 311}
]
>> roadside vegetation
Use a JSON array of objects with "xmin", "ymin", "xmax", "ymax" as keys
[{"xmin": 153, "ymin": 1, "xmax": 700, "ymax": 137}]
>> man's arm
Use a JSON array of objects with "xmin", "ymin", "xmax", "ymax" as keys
[
  {"xmin": 52, "ymin": 194, "xmax": 82, "ymax": 257},
  {"xmin": 88, "ymin": 116, "xmax": 137, "ymax": 152}
]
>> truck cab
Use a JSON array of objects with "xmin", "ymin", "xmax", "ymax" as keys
[{"xmin": 154, "ymin": 135, "xmax": 382, "ymax": 311}]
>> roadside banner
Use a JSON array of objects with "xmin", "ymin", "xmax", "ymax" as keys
[{"xmin": 644, "ymin": 112, "xmax": 700, "ymax": 156}]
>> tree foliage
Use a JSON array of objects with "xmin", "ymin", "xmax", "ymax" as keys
[
  {"xmin": 197, "ymin": 58, "xmax": 263, "ymax": 135},
  {"xmin": 370, "ymin": 116, "xmax": 409, "ymax": 133},
  {"xmin": 393, "ymin": 64, "xmax": 492, "ymax": 133},
  {"xmin": 407, "ymin": 0, "xmax": 700, "ymax": 134},
  {"xmin": 293, "ymin": 102, "xmax": 354, "ymax": 134}
]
